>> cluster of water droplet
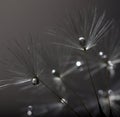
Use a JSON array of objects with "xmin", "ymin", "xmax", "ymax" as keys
[
  {"xmin": 99, "ymin": 51, "xmax": 114, "ymax": 70},
  {"xmin": 27, "ymin": 105, "xmax": 33, "ymax": 116}
]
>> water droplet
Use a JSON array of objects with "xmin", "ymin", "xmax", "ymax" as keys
[
  {"xmin": 78, "ymin": 37, "xmax": 86, "ymax": 48},
  {"xmin": 76, "ymin": 61, "xmax": 82, "ymax": 68},
  {"xmin": 99, "ymin": 51, "xmax": 107, "ymax": 60},
  {"xmin": 108, "ymin": 61, "xmax": 113, "ymax": 66},
  {"xmin": 61, "ymin": 98, "xmax": 67, "ymax": 104},
  {"xmin": 51, "ymin": 69, "xmax": 60, "ymax": 77},
  {"xmin": 27, "ymin": 105, "xmax": 33, "ymax": 116},
  {"xmin": 52, "ymin": 69, "xmax": 56, "ymax": 74},
  {"xmin": 79, "ymin": 37, "xmax": 85, "ymax": 41},
  {"xmin": 107, "ymin": 60, "xmax": 114, "ymax": 70},
  {"xmin": 27, "ymin": 110, "xmax": 32, "ymax": 116},
  {"xmin": 32, "ymin": 77, "xmax": 39, "ymax": 85},
  {"xmin": 99, "ymin": 51, "xmax": 104, "ymax": 56},
  {"xmin": 103, "ymin": 55, "xmax": 107, "ymax": 59}
]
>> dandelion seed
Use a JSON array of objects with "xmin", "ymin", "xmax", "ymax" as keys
[
  {"xmin": 0, "ymin": 34, "xmax": 46, "ymax": 93},
  {"xmin": 50, "ymin": 7, "xmax": 112, "ymax": 52}
]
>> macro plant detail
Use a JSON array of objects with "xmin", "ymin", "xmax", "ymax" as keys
[{"xmin": 0, "ymin": 2, "xmax": 120, "ymax": 117}]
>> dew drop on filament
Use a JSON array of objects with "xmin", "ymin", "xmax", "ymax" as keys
[
  {"xmin": 32, "ymin": 77, "xmax": 39, "ymax": 85},
  {"xmin": 78, "ymin": 37, "xmax": 86, "ymax": 49},
  {"xmin": 51, "ymin": 69, "xmax": 60, "ymax": 77},
  {"xmin": 76, "ymin": 61, "xmax": 82, "ymax": 68},
  {"xmin": 99, "ymin": 51, "xmax": 104, "ymax": 56}
]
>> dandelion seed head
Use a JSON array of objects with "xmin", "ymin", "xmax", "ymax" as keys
[{"xmin": 32, "ymin": 77, "xmax": 39, "ymax": 85}]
